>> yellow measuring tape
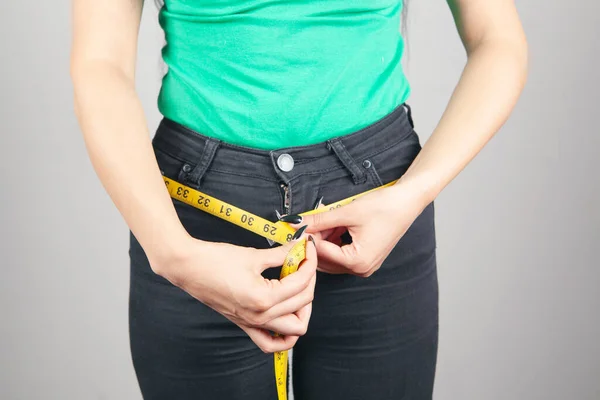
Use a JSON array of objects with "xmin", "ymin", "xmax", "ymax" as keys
[{"xmin": 162, "ymin": 175, "xmax": 397, "ymax": 399}]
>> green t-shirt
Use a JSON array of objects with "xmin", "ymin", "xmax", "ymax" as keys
[{"xmin": 157, "ymin": 0, "xmax": 410, "ymax": 150}]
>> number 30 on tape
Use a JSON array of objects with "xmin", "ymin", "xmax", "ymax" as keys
[
  {"xmin": 162, "ymin": 175, "xmax": 296, "ymax": 245},
  {"xmin": 161, "ymin": 174, "xmax": 398, "ymax": 400}
]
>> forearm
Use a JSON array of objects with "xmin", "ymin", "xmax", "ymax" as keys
[
  {"xmin": 71, "ymin": 60, "xmax": 192, "ymax": 268},
  {"xmin": 396, "ymin": 38, "xmax": 528, "ymax": 204}
]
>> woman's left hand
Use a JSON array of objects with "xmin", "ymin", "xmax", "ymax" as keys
[{"xmin": 290, "ymin": 181, "xmax": 430, "ymax": 277}]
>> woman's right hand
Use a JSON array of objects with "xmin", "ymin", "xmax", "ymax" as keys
[
  {"xmin": 150, "ymin": 236, "xmax": 317, "ymax": 353},
  {"xmin": 71, "ymin": 0, "xmax": 317, "ymax": 354}
]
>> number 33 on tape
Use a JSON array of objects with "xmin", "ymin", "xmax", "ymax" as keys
[{"xmin": 161, "ymin": 174, "xmax": 397, "ymax": 399}]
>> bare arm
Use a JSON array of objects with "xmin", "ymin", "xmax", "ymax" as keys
[
  {"xmin": 70, "ymin": 0, "xmax": 189, "ymax": 269},
  {"xmin": 296, "ymin": 0, "xmax": 528, "ymax": 276},
  {"xmin": 70, "ymin": 0, "xmax": 318, "ymax": 352},
  {"xmin": 397, "ymin": 0, "xmax": 528, "ymax": 201}
]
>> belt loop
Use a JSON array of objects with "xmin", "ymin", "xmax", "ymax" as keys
[
  {"xmin": 326, "ymin": 138, "xmax": 366, "ymax": 185},
  {"xmin": 403, "ymin": 102, "xmax": 415, "ymax": 129},
  {"xmin": 180, "ymin": 137, "xmax": 221, "ymax": 188}
]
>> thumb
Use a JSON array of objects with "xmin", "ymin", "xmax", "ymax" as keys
[{"xmin": 291, "ymin": 207, "xmax": 350, "ymax": 233}]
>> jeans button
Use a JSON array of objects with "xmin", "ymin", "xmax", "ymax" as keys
[
  {"xmin": 277, "ymin": 153, "xmax": 294, "ymax": 172},
  {"xmin": 362, "ymin": 159, "xmax": 372, "ymax": 168},
  {"xmin": 182, "ymin": 164, "xmax": 192, "ymax": 172}
]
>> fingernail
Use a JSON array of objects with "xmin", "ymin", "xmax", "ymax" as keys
[
  {"xmin": 280, "ymin": 214, "xmax": 303, "ymax": 224},
  {"xmin": 307, "ymin": 235, "xmax": 315, "ymax": 246},
  {"xmin": 293, "ymin": 225, "xmax": 308, "ymax": 240},
  {"xmin": 312, "ymin": 196, "xmax": 324, "ymax": 210}
]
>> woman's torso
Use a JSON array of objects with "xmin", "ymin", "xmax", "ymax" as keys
[{"xmin": 157, "ymin": 0, "xmax": 410, "ymax": 150}]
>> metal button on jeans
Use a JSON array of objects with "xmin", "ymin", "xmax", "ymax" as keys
[{"xmin": 277, "ymin": 153, "xmax": 294, "ymax": 172}]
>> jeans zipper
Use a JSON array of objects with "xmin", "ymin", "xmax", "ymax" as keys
[{"xmin": 280, "ymin": 183, "xmax": 291, "ymax": 215}]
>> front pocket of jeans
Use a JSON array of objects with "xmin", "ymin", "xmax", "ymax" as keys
[
  {"xmin": 362, "ymin": 131, "xmax": 421, "ymax": 186},
  {"xmin": 153, "ymin": 146, "xmax": 187, "ymax": 180}
]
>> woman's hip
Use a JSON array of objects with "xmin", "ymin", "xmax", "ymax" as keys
[{"xmin": 129, "ymin": 100, "xmax": 437, "ymax": 337}]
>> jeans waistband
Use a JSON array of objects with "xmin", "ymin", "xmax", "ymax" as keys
[{"xmin": 152, "ymin": 103, "xmax": 415, "ymax": 187}]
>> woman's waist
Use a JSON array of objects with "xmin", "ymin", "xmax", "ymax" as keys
[
  {"xmin": 152, "ymin": 102, "xmax": 417, "ymax": 185},
  {"xmin": 157, "ymin": 72, "xmax": 411, "ymax": 150}
]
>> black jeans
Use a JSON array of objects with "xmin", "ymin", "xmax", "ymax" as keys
[{"xmin": 128, "ymin": 104, "xmax": 438, "ymax": 399}]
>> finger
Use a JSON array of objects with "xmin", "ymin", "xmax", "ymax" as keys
[
  {"xmin": 241, "ymin": 325, "xmax": 299, "ymax": 353},
  {"xmin": 319, "ymin": 228, "xmax": 335, "ymax": 240},
  {"xmin": 290, "ymin": 205, "xmax": 355, "ymax": 233},
  {"xmin": 258, "ymin": 312, "xmax": 309, "ymax": 336},
  {"xmin": 309, "ymin": 237, "xmax": 351, "ymax": 273},
  {"xmin": 257, "ymin": 240, "xmax": 300, "ymax": 270},
  {"xmin": 314, "ymin": 203, "xmax": 335, "ymax": 240},
  {"xmin": 257, "ymin": 268, "xmax": 316, "ymax": 324},
  {"xmin": 311, "ymin": 237, "xmax": 358, "ymax": 271},
  {"xmin": 316, "ymin": 259, "xmax": 349, "ymax": 274},
  {"xmin": 249, "ymin": 259, "xmax": 316, "ymax": 335},
  {"xmin": 316, "ymin": 239, "xmax": 378, "ymax": 276},
  {"xmin": 310, "ymin": 230, "xmax": 327, "ymax": 241},
  {"xmin": 277, "ymin": 302, "xmax": 312, "ymax": 335},
  {"xmin": 294, "ymin": 301, "xmax": 313, "ymax": 326},
  {"xmin": 304, "ymin": 234, "xmax": 318, "ymax": 265},
  {"xmin": 255, "ymin": 238, "xmax": 317, "ymax": 308}
]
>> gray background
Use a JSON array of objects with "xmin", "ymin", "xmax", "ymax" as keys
[{"xmin": 1, "ymin": 1, "xmax": 598, "ymax": 399}]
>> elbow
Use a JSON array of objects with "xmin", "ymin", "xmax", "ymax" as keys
[
  {"xmin": 506, "ymin": 29, "xmax": 529, "ymax": 88},
  {"xmin": 519, "ymin": 37, "xmax": 529, "ymax": 87},
  {"xmin": 69, "ymin": 56, "xmax": 91, "ymax": 118},
  {"xmin": 69, "ymin": 55, "xmax": 133, "ymax": 88},
  {"xmin": 69, "ymin": 55, "xmax": 90, "ymax": 99},
  {"xmin": 69, "ymin": 57, "xmax": 83, "ymax": 116},
  {"xmin": 69, "ymin": 51, "xmax": 86, "ymax": 85},
  {"xmin": 510, "ymin": 36, "xmax": 529, "ymax": 92},
  {"xmin": 468, "ymin": 34, "xmax": 529, "ymax": 90}
]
